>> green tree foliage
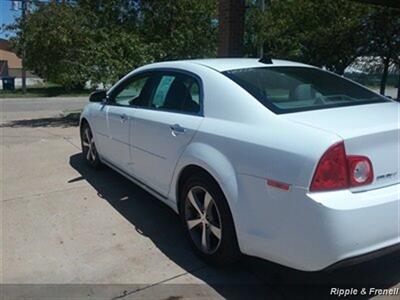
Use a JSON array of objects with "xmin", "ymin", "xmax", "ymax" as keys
[
  {"xmin": 359, "ymin": 7, "xmax": 400, "ymax": 94},
  {"xmin": 361, "ymin": 7, "xmax": 400, "ymax": 62},
  {"xmin": 7, "ymin": 3, "xmax": 92, "ymax": 89},
  {"xmin": 139, "ymin": 0, "xmax": 218, "ymax": 60},
  {"xmin": 7, "ymin": 0, "xmax": 217, "ymax": 88},
  {"xmin": 77, "ymin": 0, "xmax": 151, "ymax": 85},
  {"xmin": 5, "ymin": 0, "xmax": 398, "ymax": 91},
  {"xmin": 246, "ymin": 0, "xmax": 368, "ymax": 74}
]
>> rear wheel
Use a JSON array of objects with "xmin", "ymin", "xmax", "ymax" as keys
[
  {"xmin": 180, "ymin": 172, "xmax": 241, "ymax": 265},
  {"xmin": 81, "ymin": 122, "xmax": 102, "ymax": 168}
]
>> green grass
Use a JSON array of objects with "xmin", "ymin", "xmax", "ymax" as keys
[{"xmin": 0, "ymin": 83, "xmax": 90, "ymax": 98}]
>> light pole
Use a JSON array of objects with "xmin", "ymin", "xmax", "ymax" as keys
[{"xmin": 21, "ymin": 0, "xmax": 27, "ymax": 93}]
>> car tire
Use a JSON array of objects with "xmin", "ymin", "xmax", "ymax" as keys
[
  {"xmin": 179, "ymin": 171, "xmax": 241, "ymax": 265},
  {"xmin": 80, "ymin": 122, "xmax": 102, "ymax": 169}
]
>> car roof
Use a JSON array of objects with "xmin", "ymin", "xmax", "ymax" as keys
[
  {"xmin": 190, "ymin": 58, "xmax": 311, "ymax": 71},
  {"xmin": 141, "ymin": 58, "xmax": 313, "ymax": 72}
]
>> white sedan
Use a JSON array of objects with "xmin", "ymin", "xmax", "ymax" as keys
[{"xmin": 80, "ymin": 58, "xmax": 399, "ymax": 271}]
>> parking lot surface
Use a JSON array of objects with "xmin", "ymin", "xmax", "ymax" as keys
[{"xmin": 1, "ymin": 97, "xmax": 399, "ymax": 299}]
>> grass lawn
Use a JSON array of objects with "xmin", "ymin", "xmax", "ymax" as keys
[{"xmin": 0, "ymin": 83, "xmax": 90, "ymax": 98}]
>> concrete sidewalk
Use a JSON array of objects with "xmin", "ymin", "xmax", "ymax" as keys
[{"xmin": 1, "ymin": 97, "xmax": 399, "ymax": 299}]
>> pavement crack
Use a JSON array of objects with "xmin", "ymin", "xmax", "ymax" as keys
[
  {"xmin": 36, "ymin": 128, "xmax": 80, "ymax": 150},
  {"xmin": 110, "ymin": 265, "xmax": 208, "ymax": 300},
  {"xmin": 2, "ymin": 184, "xmax": 89, "ymax": 202},
  {"xmin": 2, "ymin": 179, "xmax": 125, "ymax": 202},
  {"xmin": 63, "ymin": 136, "xmax": 81, "ymax": 150}
]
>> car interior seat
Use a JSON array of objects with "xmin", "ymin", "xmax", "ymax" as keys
[{"xmin": 163, "ymin": 80, "xmax": 200, "ymax": 113}]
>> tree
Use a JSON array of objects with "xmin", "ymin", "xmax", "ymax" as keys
[
  {"xmin": 139, "ymin": 0, "xmax": 218, "ymax": 61},
  {"xmin": 359, "ymin": 7, "xmax": 400, "ymax": 95},
  {"xmin": 7, "ymin": 3, "xmax": 92, "ymax": 89},
  {"xmin": 76, "ymin": 0, "xmax": 151, "ymax": 86},
  {"xmin": 245, "ymin": 0, "xmax": 368, "ymax": 74},
  {"xmin": 6, "ymin": 1, "xmax": 151, "ymax": 88},
  {"xmin": 6, "ymin": 0, "xmax": 217, "ymax": 89}
]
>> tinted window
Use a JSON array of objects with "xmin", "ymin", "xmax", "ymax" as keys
[
  {"xmin": 150, "ymin": 73, "xmax": 201, "ymax": 114},
  {"xmin": 224, "ymin": 67, "xmax": 389, "ymax": 114},
  {"xmin": 186, "ymin": 78, "xmax": 200, "ymax": 104},
  {"xmin": 113, "ymin": 76, "xmax": 150, "ymax": 107},
  {"xmin": 152, "ymin": 75, "xmax": 175, "ymax": 108}
]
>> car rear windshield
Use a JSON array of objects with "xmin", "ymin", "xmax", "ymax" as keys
[{"xmin": 223, "ymin": 67, "xmax": 389, "ymax": 114}]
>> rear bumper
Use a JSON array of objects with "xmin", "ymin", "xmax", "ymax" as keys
[
  {"xmin": 236, "ymin": 175, "xmax": 400, "ymax": 271},
  {"xmin": 305, "ymin": 183, "xmax": 400, "ymax": 271},
  {"xmin": 324, "ymin": 242, "xmax": 400, "ymax": 272}
]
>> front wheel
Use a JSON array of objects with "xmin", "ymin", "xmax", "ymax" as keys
[
  {"xmin": 180, "ymin": 172, "xmax": 241, "ymax": 265},
  {"xmin": 81, "ymin": 122, "xmax": 102, "ymax": 168}
]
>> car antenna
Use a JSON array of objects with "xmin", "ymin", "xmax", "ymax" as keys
[{"xmin": 259, "ymin": 55, "xmax": 273, "ymax": 64}]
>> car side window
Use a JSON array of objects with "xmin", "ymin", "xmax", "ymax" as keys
[
  {"xmin": 152, "ymin": 75, "xmax": 175, "ymax": 108},
  {"xmin": 113, "ymin": 76, "xmax": 150, "ymax": 107},
  {"xmin": 187, "ymin": 81, "xmax": 200, "ymax": 104},
  {"xmin": 150, "ymin": 73, "xmax": 201, "ymax": 114}
]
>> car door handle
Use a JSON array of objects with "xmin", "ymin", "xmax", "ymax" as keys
[{"xmin": 170, "ymin": 124, "xmax": 185, "ymax": 134}]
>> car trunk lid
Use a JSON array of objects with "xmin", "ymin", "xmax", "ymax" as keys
[{"xmin": 283, "ymin": 102, "xmax": 400, "ymax": 191}]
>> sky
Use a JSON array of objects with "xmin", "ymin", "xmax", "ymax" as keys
[{"xmin": 0, "ymin": 0, "xmax": 21, "ymax": 39}]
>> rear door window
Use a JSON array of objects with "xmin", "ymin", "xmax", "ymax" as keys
[
  {"xmin": 152, "ymin": 75, "xmax": 175, "ymax": 108},
  {"xmin": 150, "ymin": 72, "xmax": 201, "ymax": 114}
]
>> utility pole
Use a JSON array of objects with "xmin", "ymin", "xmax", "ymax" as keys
[
  {"xmin": 21, "ymin": 0, "xmax": 27, "ymax": 93},
  {"xmin": 258, "ymin": 0, "xmax": 265, "ymax": 57},
  {"xmin": 217, "ymin": 0, "xmax": 245, "ymax": 57}
]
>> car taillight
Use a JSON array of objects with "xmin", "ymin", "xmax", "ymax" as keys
[
  {"xmin": 310, "ymin": 142, "xmax": 349, "ymax": 191},
  {"xmin": 310, "ymin": 142, "xmax": 373, "ymax": 192},
  {"xmin": 347, "ymin": 156, "xmax": 373, "ymax": 186}
]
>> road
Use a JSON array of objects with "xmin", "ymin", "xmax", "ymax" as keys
[
  {"xmin": 1, "ymin": 96, "xmax": 87, "ymax": 113},
  {"xmin": 0, "ymin": 97, "xmax": 399, "ymax": 299}
]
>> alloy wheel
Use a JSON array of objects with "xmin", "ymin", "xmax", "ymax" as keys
[
  {"xmin": 184, "ymin": 186, "xmax": 222, "ymax": 254},
  {"xmin": 82, "ymin": 127, "xmax": 97, "ymax": 163}
]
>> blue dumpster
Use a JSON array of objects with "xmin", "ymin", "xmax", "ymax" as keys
[{"xmin": 2, "ymin": 77, "xmax": 15, "ymax": 90}]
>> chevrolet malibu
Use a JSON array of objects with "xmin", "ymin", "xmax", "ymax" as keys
[{"xmin": 80, "ymin": 58, "xmax": 399, "ymax": 271}]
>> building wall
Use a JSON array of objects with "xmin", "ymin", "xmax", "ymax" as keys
[
  {"xmin": 0, "ymin": 48, "xmax": 38, "ymax": 79},
  {"xmin": 0, "ymin": 49, "xmax": 22, "ymax": 69}
]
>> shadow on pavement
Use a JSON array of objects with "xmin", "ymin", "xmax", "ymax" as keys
[
  {"xmin": 0, "ymin": 113, "xmax": 80, "ymax": 128},
  {"xmin": 69, "ymin": 153, "xmax": 400, "ymax": 299}
]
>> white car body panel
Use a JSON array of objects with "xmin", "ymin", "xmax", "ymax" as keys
[
  {"xmin": 104, "ymin": 105, "xmax": 132, "ymax": 170},
  {"xmin": 81, "ymin": 58, "xmax": 400, "ymax": 271},
  {"xmin": 284, "ymin": 102, "xmax": 400, "ymax": 191},
  {"xmin": 131, "ymin": 109, "xmax": 203, "ymax": 196}
]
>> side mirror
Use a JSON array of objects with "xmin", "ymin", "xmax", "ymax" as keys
[{"xmin": 89, "ymin": 90, "xmax": 107, "ymax": 102}]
